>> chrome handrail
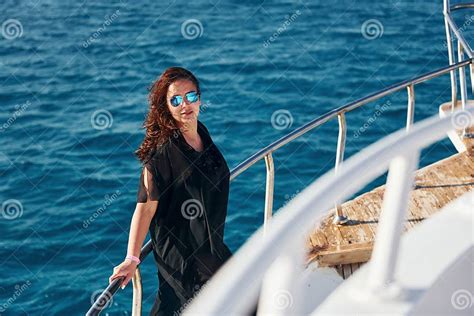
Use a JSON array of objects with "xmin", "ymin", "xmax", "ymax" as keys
[
  {"xmin": 86, "ymin": 242, "xmax": 152, "ymax": 316},
  {"xmin": 87, "ymin": 1, "xmax": 474, "ymax": 314},
  {"xmin": 450, "ymin": 2, "xmax": 474, "ymax": 10},
  {"xmin": 444, "ymin": 0, "xmax": 474, "ymax": 58},
  {"xmin": 333, "ymin": 113, "xmax": 347, "ymax": 224},
  {"xmin": 445, "ymin": 14, "xmax": 474, "ymax": 58},
  {"xmin": 444, "ymin": 0, "xmax": 473, "ymax": 136}
]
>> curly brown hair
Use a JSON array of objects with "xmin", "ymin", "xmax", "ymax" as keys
[{"xmin": 135, "ymin": 66, "xmax": 201, "ymax": 163}]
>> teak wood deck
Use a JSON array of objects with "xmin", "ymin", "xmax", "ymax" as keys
[{"xmin": 305, "ymin": 151, "xmax": 474, "ymax": 274}]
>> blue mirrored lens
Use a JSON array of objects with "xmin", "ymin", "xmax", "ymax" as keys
[
  {"xmin": 186, "ymin": 91, "xmax": 198, "ymax": 103},
  {"xmin": 171, "ymin": 96, "xmax": 182, "ymax": 107}
]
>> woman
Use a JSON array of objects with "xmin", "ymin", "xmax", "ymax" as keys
[{"xmin": 108, "ymin": 67, "xmax": 233, "ymax": 315}]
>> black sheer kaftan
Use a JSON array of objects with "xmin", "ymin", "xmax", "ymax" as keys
[{"xmin": 136, "ymin": 120, "xmax": 233, "ymax": 315}]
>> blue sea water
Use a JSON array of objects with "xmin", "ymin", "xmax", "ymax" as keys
[{"xmin": 0, "ymin": 0, "xmax": 468, "ymax": 314}]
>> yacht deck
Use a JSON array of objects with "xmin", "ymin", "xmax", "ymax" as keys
[{"xmin": 306, "ymin": 151, "xmax": 474, "ymax": 273}]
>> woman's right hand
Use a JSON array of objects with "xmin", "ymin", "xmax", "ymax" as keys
[{"xmin": 108, "ymin": 259, "xmax": 138, "ymax": 289}]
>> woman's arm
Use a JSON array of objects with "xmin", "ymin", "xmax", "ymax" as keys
[
  {"xmin": 127, "ymin": 199, "xmax": 158, "ymax": 258},
  {"xmin": 109, "ymin": 169, "xmax": 158, "ymax": 289}
]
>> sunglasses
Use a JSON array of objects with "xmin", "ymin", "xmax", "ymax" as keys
[{"xmin": 169, "ymin": 90, "xmax": 199, "ymax": 107}]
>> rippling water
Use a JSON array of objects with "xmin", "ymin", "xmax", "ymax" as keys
[{"xmin": 0, "ymin": 0, "xmax": 465, "ymax": 314}]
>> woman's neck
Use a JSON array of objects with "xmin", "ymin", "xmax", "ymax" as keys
[{"xmin": 179, "ymin": 120, "xmax": 199, "ymax": 140}]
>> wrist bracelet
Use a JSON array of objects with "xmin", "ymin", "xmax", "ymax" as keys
[{"xmin": 125, "ymin": 255, "xmax": 141, "ymax": 264}]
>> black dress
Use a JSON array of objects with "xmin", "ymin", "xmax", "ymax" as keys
[{"xmin": 136, "ymin": 120, "xmax": 233, "ymax": 316}]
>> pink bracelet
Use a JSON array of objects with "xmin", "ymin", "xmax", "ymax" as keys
[{"xmin": 125, "ymin": 255, "xmax": 141, "ymax": 264}]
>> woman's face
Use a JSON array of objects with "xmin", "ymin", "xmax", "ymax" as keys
[{"xmin": 166, "ymin": 79, "xmax": 200, "ymax": 128}]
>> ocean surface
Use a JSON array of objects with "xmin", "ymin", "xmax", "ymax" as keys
[{"xmin": 0, "ymin": 0, "xmax": 467, "ymax": 314}]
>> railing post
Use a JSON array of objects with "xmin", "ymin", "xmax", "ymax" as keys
[
  {"xmin": 406, "ymin": 84, "xmax": 415, "ymax": 131},
  {"xmin": 131, "ymin": 268, "xmax": 143, "ymax": 316},
  {"xmin": 458, "ymin": 41, "xmax": 468, "ymax": 112},
  {"xmin": 444, "ymin": 0, "xmax": 458, "ymax": 111},
  {"xmin": 367, "ymin": 151, "xmax": 419, "ymax": 296},
  {"xmin": 263, "ymin": 153, "xmax": 275, "ymax": 235},
  {"xmin": 457, "ymin": 41, "xmax": 472, "ymax": 138},
  {"xmin": 333, "ymin": 113, "xmax": 348, "ymax": 225},
  {"xmin": 470, "ymin": 63, "xmax": 474, "ymax": 95}
]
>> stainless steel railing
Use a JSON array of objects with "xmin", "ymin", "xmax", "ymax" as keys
[
  {"xmin": 87, "ymin": 242, "xmax": 152, "ymax": 316},
  {"xmin": 87, "ymin": 1, "xmax": 474, "ymax": 314},
  {"xmin": 444, "ymin": 0, "xmax": 474, "ymax": 135}
]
